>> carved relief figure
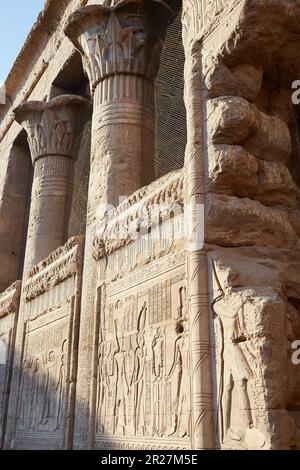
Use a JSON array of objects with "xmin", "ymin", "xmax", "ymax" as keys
[
  {"xmin": 131, "ymin": 303, "xmax": 147, "ymax": 436},
  {"xmin": 166, "ymin": 317, "xmax": 190, "ymax": 438},
  {"xmin": 96, "ymin": 341, "xmax": 108, "ymax": 434},
  {"xmin": 112, "ymin": 321, "xmax": 129, "ymax": 436},
  {"xmin": 29, "ymin": 357, "xmax": 41, "ymax": 431},
  {"xmin": 53, "ymin": 340, "xmax": 67, "ymax": 432},
  {"xmin": 18, "ymin": 358, "xmax": 32, "ymax": 430},
  {"xmin": 94, "ymin": 279, "xmax": 189, "ymax": 441},
  {"xmin": 152, "ymin": 327, "xmax": 165, "ymax": 436},
  {"xmin": 212, "ymin": 292, "xmax": 254, "ymax": 443},
  {"xmin": 38, "ymin": 351, "xmax": 56, "ymax": 431},
  {"xmin": 124, "ymin": 335, "xmax": 136, "ymax": 431}
]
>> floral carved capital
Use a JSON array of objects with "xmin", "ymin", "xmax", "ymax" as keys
[
  {"xmin": 14, "ymin": 95, "xmax": 91, "ymax": 164},
  {"xmin": 65, "ymin": 0, "xmax": 173, "ymax": 93}
]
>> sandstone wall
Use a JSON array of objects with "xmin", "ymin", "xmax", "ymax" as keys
[{"xmin": 0, "ymin": 0, "xmax": 300, "ymax": 451}]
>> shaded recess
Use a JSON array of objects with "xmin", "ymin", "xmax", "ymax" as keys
[
  {"xmin": 52, "ymin": 52, "xmax": 91, "ymax": 239},
  {"xmin": 0, "ymin": 131, "xmax": 32, "ymax": 291},
  {"xmin": 154, "ymin": 1, "xmax": 186, "ymax": 178}
]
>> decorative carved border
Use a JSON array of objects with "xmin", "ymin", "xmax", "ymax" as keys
[
  {"xmin": 0, "ymin": 281, "xmax": 22, "ymax": 318},
  {"xmin": 24, "ymin": 236, "xmax": 84, "ymax": 302},
  {"xmin": 182, "ymin": 0, "xmax": 242, "ymax": 48},
  {"xmin": 93, "ymin": 169, "xmax": 184, "ymax": 260}
]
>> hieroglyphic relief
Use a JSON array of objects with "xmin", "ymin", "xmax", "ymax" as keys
[
  {"xmin": 211, "ymin": 264, "xmax": 266, "ymax": 450},
  {"xmin": 12, "ymin": 237, "xmax": 84, "ymax": 449},
  {"xmin": 0, "ymin": 281, "xmax": 21, "ymax": 448},
  {"xmin": 17, "ymin": 312, "xmax": 68, "ymax": 439},
  {"xmin": 93, "ymin": 262, "xmax": 192, "ymax": 448}
]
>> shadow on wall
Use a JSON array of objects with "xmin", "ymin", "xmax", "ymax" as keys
[
  {"xmin": 154, "ymin": 0, "xmax": 186, "ymax": 178},
  {"xmin": 0, "ymin": 133, "xmax": 32, "ymax": 292},
  {"xmin": 3, "ymin": 337, "xmax": 107, "ymax": 450}
]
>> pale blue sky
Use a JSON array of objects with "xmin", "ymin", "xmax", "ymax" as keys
[{"xmin": 0, "ymin": 0, "xmax": 44, "ymax": 81}]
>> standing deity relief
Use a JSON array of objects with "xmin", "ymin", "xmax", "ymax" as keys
[
  {"xmin": 94, "ymin": 278, "xmax": 192, "ymax": 442},
  {"xmin": 211, "ymin": 262, "xmax": 267, "ymax": 449}
]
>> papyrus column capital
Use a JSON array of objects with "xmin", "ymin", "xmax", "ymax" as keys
[
  {"xmin": 65, "ymin": 0, "xmax": 173, "ymax": 94},
  {"xmin": 13, "ymin": 94, "xmax": 91, "ymax": 270},
  {"xmin": 14, "ymin": 95, "xmax": 91, "ymax": 164}
]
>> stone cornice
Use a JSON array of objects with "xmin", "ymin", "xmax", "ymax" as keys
[
  {"xmin": 65, "ymin": 0, "xmax": 173, "ymax": 93},
  {"xmin": 181, "ymin": 0, "xmax": 242, "ymax": 51},
  {"xmin": 93, "ymin": 168, "xmax": 184, "ymax": 260},
  {"xmin": 13, "ymin": 95, "xmax": 91, "ymax": 163},
  {"xmin": 24, "ymin": 236, "xmax": 84, "ymax": 302},
  {"xmin": 0, "ymin": 1, "xmax": 90, "ymax": 145},
  {"xmin": 0, "ymin": 281, "xmax": 22, "ymax": 318},
  {"xmin": 0, "ymin": 0, "xmax": 88, "ymax": 108}
]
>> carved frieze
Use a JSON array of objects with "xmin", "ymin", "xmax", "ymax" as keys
[
  {"xmin": 0, "ymin": 281, "xmax": 22, "ymax": 318},
  {"xmin": 93, "ymin": 169, "xmax": 184, "ymax": 260},
  {"xmin": 24, "ymin": 236, "xmax": 84, "ymax": 302}
]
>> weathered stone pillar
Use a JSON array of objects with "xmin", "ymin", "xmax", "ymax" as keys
[
  {"xmin": 65, "ymin": 1, "xmax": 171, "ymax": 210},
  {"xmin": 14, "ymin": 95, "xmax": 90, "ymax": 271},
  {"xmin": 181, "ymin": 1, "xmax": 214, "ymax": 450}
]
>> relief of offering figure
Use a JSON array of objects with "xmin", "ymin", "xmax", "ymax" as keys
[
  {"xmin": 131, "ymin": 302, "xmax": 147, "ymax": 436},
  {"xmin": 112, "ymin": 321, "xmax": 129, "ymax": 436},
  {"xmin": 29, "ymin": 357, "xmax": 41, "ymax": 431},
  {"xmin": 18, "ymin": 358, "xmax": 33, "ymax": 430},
  {"xmin": 38, "ymin": 351, "xmax": 56, "ymax": 431},
  {"xmin": 96, "ymin": 341, "xmax": 109, "ymax": 434},
  {"xmin": 212, "ymin": 293, "xmax": 254, "ymax": 443},
  {"xmin": 152, "ymin": 327, "xmax": 165, "ymax": 437},
  {"xmin": 53, "ymin": 340, "xmax": 67, "ymax": 432},
  {"xmin": 166, "ymin": 317, "xmax": 191, "ymax": 438},
  {"xmin": 99, "ymin": 341, "xmax": 115, "ymax": 435},
  {"xmin": 124, "ymin": 336, "xmax": 136, "ymax": 432}
]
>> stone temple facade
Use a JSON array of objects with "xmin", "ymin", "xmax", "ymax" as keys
[{"xmin": 0, "ymin": 0, "xmax": 300, "ymax": 451}]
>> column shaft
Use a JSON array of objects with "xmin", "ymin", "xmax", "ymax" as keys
[
  {"xmin": 27, "ymin": 155, "xmax": 73, "ymax": 268},
  {"xmin": 92, "ymin": 74, "xmax": 154, "ymax": 208}
]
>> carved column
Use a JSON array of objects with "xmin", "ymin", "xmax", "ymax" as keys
[
  {"xmin": 14, "ymin": 95, "xmax": 90, "ymax": 270},
  {"xmin": 182, "ymin": 0, "xmax": 214, "ymax": 450},
  {"xmin": 65, "ymin": 1, "xmax": 172, "ymax": 210}
]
